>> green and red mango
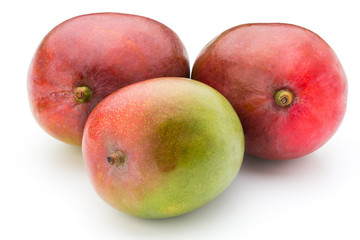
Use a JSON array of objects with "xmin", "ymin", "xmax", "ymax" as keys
[{"xmin": 82, "ymin": 78, "xmax": 244, "ymax": 218}]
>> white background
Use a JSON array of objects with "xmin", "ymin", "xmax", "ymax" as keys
[{"xmin": 1, "ymin": 0, "xmax": 359, "ymax": 239}]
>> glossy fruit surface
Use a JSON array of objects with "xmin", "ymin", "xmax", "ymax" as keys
[
  {"xmin": 192, "ymin": 23, "xmax": 347, "ymax": 160},
  {"xmin": 82, "ymin": 77, "xmax": 244, "ymax": 218},
  {"xmin": 28, "ymin": 12, "xmax": 189, "ymax": 145}
]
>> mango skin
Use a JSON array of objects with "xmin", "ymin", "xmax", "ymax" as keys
[
  {"xmin": 82, "ymin": 78, "xmax": 244, "ymax": 218},
  {"xmin": 28, "ymin": 12, "xmax": 189, "ymax": 145}
]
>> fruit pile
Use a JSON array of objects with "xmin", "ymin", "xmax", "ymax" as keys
[{"xmin": 28, "ymin": 13, "xmax": 347, "ymax": 218}]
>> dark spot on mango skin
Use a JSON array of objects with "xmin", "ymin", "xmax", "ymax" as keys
[{"xmin": 36, "ymin": 90, "xmax": 73, "ymax": 112}]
